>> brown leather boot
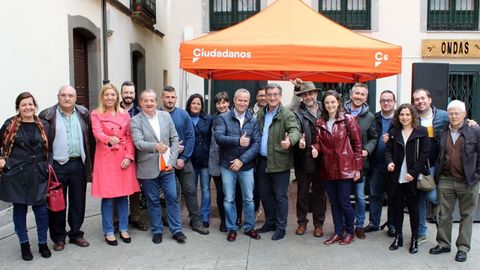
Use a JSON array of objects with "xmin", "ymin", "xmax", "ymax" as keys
[
  {"xmin": 295, "ymin": 224, "xmax": 306, "ymax": 235},
  {"xmin": 313, "ymin": 226, "xmax": 324, "ymax": 237}
]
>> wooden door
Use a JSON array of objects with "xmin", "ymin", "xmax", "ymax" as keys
[{"xmin": 73, "ymin": 30, "xmax": 89, "ymax": 108}]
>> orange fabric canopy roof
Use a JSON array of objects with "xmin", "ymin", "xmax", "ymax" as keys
[{"xmin": 179, "ymin": 0, "xmax": 402, "ymax": 82}]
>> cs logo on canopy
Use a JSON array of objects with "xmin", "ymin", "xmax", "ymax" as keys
[{"xmin": 374, "ymin": 52, "xmax": 389, "ymax": 67}]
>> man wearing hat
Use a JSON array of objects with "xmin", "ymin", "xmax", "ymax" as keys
[{"xmin": 292, "ymin": 79, "xmax": 326, "ymax": 237}]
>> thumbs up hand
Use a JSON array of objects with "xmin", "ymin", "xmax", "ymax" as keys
[
  {"xmin": 281, "ymin": 132, "xmax": 291, "ymax": 150},
  {"xmin": 239, "ymin": 131, "xmax": 250, "ymax": 147},
  {"xmin": 299, "ymin": 133, "xmax": 306, "ymax": 149},
  {"xmin": 311, "ymin": 145, "xmax": 318, "ymax": 158}
]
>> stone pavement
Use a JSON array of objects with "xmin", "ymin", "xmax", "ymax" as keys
[{"xmin": 0, "ymin": 182, "xmax": 479, "ymax": 270}]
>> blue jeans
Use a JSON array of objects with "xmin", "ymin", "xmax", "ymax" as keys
[
  {"xmin": 141, "ymin": 172, "xmax": 182, "ymax": 235},
  {"xmin": 220, "ymin": 167, "xmax": 255, "ymax": 231},
  {"xmin": 418, "ymin": 166, "xmax": 438, "ymax": 236},
  {"xmin": 101, "ymin": 197, "xmax": 128, "ymax": 236},
  {"xmin": 256, "ymin": 158, "xmax": 290, "ymax": 231},
  {"xmin": 194, "ymin": 167, "xmax": 211, "ymax": 223},
  {"xmin": 13, "ymin": 203, "xmax": 48, "ymax": 244},
  {"xmin": 324, "ymin": 179, "xmax": 355, "ymax": 235},
  {"xmin": 368, "ymin": 168, "xmax": 394, "ymax": 229},
  {"xmin": 354, "ymin": 176, "xmax": 366, "ymax": 228}
]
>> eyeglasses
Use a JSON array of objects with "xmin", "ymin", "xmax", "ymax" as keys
[
  {"xmin": 380, "ymin": 99, "xmax": 394, "ymax": 103},
  {"xmin": 267, "ymin": 93, "xmax": 280, "ymax": 98}
]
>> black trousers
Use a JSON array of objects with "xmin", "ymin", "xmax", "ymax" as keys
[
  {"xmin": 393, "ymin": 183, "xmax": 419, "ymax": 238},
  {"xmin": 49, "ymin": 159, "xmax": 87, "ymax": 243}
]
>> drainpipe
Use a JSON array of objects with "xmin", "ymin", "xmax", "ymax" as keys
[{"xmin": 102, "ymin": 0, "xmax": 109, "ymax": 84}]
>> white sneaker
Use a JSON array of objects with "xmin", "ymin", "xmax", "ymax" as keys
[{"xmin": 418, "ymin": 235, "xmax": 427, "ymax": 245}]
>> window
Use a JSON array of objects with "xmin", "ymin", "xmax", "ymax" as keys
[
  {"xmin": 319, "ymin": 0, "xmax": 371, "ymax": 30},
  {"xmin": 210, "ymin": 0, "xmax": 261, "ymax": 31},
  {"xmin": 428, "ymin": 0, "xmax": 479, "ymax": 30}
]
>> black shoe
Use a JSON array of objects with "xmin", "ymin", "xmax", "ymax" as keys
[
  {"xmin": 105, "ymin": 236, "xmax": 118, "ymax": 246},
  {"xmin": 455, "ymin": 250, "xmax": 467, "ymax": 262},
  {"xmin": 152, "ymin": 233, "xmax": 163, "ymax": 244},
  {"xmin": 256, "ymin": 225, "xmax": 276, "ymax": 233},
  {"xmin": 387, "ymin": 227, "xmax": 396, "ymax": 237},
  {"xmin": 364, "ymin": 224, "xmax": 379, "ymax": 233},
  {"xmin": 389, "ymin": 235, "xmax": 403, "ymax": 250},
  {"xmin": 409, "ymin": 237, "xmax": 418, "ymax": 254},
  {"xmin": 271, "ymin": 229, "xmax": 286, "ymax": 241},
  {"xmin": 119, "ymin": 232, "xmax": 132, "ymax": 243},
  {"xmin": 172, "ymin": 232, "xmax": 187, "ymax": 244},
  {"xmin": 203, "ymin": 221, "xmax": 210, "ymax": 228},
  {"xmin": 429, "ymin": 245, "xmax": 451, "ymax": 255},
  {"xmin": 20, "ymin": 242, "xmax": 33, "ymax": 261},
  {"xmin": 38, "ymin": 243, "xmax": 51, "ymax": 258},
  {"xmin": 219, "ymin": 223, "xmax": 227, "ymax": 232},
  {"xmin": 192, "ymin": 223, "xmax": 209, "ymax": 235}
]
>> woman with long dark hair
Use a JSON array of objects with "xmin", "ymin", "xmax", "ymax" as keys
[
  {"xmin": 0, "ymin": 92, "xmax": 51, "ymax": 260},
  {"xmin": 385, "ymin": 103, "xmax": 430, "ymax": 254},
  {"xmin": 311, "ymin": 90, "xmax": 363, "ymax": 245},
  {"xmin": 186, "ymin": 93, "xmax": 214, "ymax": 227}
]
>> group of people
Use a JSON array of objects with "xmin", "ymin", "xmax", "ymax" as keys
[{"xmin": 0, "ymin": 80, "xmax": 478, "ymax": 264}]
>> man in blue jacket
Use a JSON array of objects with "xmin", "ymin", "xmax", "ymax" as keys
[
  {"xmin": 412, "ymin": 88, "xmax": 448, "ymax": 244},
  {"xmin": 161, "ymin": 86, "xmax": 209, "ymax": 235},
  {"xmin": 215, "ymin": 88, "xmax": 261, "ymax": 242}
]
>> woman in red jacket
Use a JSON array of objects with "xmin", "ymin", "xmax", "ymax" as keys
[{"xmin": 312, "ymin": 90, "xmax": 363, "ymax": 245}]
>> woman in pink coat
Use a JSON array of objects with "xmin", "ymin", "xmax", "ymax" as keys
[{"xmin": 91, "ymin": 83, "xmax": 139, "ymax": 246}]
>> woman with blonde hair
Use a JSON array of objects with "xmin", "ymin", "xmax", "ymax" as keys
[{"xmin": 91, "ymin": 83, "xmax": 139, "ymax": 246}]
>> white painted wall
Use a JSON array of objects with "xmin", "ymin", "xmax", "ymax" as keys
[{"xmin": 0, "ymin": 0, "xmax": 101, "ymax": 121}]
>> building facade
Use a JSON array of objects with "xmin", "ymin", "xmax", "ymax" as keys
[{"xmin": 0, "ymin": 0, "xmax": 478, "ymax": 120}]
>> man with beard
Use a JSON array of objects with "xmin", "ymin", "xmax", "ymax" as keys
[
  {"xmin": 343, "ymin": 83, "xmax": 378, "ymax": 240},
  {"xmin": 292, "ymin": 80, "xmax": 326, "ymax": 238},
  {"xmin": 412, "ymin": 88, "xmax": 447, "ymax": 245},
  {"xmin": 160, "ymin": 86, "xmax": 209, "ymax": 235},
  {"xmin": 115, "ymin": 81, "xmax": 147, "ymax": 231}
]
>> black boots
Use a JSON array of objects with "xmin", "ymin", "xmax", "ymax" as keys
[
  {"xmin": 389, "ymin": 234, "xmax": 403, "ymax": 250},
  {"xmin": 409, "ymin": 237, "xmax": 419, "ymax": 254},
  {"xmin": 20, "ymin": 242, "xmax": 33, "ymax": 261},
  {"xmin": 38, "ymin": 243, "xmax": 52, "ymax": 258}
]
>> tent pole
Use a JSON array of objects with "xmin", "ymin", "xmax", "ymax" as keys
[
  {"xmin": 207, "ymin": 75, "xmax": 212, "ymax": 114},
  {"xmin": 396, "ymin": 73, "xmax": 402, "ymax": 103}
]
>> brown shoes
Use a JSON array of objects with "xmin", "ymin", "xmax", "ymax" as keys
[
  {"xmin": 355, "ymin": 227, "xmax": 366, "ymax": 239},
  {"xmin": 69, "ymin": 238, "xmax": 90, "ymax": 247},
  {"xmin": 295, "ymin": 224, "xmax": 306, "ymax": 235},
  {"xmin": 313, "ymin": 226, "xmax": 324, "ymax": 237},
  {"xmin": 53, "ymin": 241, "xmax": 65, "ymax": 251},
  {"xmin": 340, "ymin": 234, "xmax": 355, "ymax": 245},
  {"xmin": 244, "ymin": 229, "xmax": 261, "ymax": 240},
  {"xmin": 324, "ymin": 234, "xmax": 343, "ymax": 245}
]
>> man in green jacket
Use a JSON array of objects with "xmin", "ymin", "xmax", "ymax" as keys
[
  {"xmin": 344, "ymin": 83, "xmax": 378, "ymax": 240},
  {"xmin": 255, "ymin": 83, "xmax": 300, "ymax": 241}
]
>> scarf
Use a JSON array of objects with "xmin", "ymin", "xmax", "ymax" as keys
[{"xmin": 1, "ymin": 115, "xmax": 49, "ymax": 161}]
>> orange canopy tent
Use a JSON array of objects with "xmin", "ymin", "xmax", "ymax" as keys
[{"xmin": 180, "ymin": 0, "xmax": 402, "ymax": 82}]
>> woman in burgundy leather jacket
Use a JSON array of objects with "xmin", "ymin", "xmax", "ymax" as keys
[{"xmin": 312, "ymin": 90, "xmax": 363, "ymax": 245}]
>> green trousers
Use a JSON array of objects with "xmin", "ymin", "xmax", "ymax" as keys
[{"xmin": 436, "ymin": 174, "xmax": 479, "ymax": 252}]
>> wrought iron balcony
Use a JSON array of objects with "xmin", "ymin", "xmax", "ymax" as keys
[{"xmin": 131, "ymin": 0, "xmax": 156, "ymax": 27}]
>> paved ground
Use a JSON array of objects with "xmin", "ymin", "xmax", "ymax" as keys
[{"xmin": 0, "ymin": 182, "xmax": 479, "ymax": 270}]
